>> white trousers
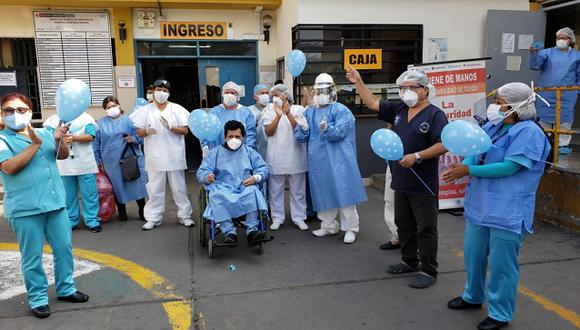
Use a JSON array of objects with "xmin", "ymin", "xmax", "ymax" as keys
[
  {"xmin": 318, "ymin": 204, "xmax": 359, "ymax": 233},
  {"xmin": 384, "ymin": 166, "xmax": 398, "ymax": 242},
  {"xmin": 144, "ymin": 170, "xmax": 192, "ymax": 223},
  {"xmin": 539, "ymin": 121, "xmax": 572, "ymax": 147},
  {"xmin": 269, "ymin": 173, "xmax": 306, "ymax": 224}
]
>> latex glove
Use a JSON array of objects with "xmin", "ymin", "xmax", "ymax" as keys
[
  {"xmin": 159, "ymin": 116, "xmax": 173, "ymax": 130},
  {"xmin": 319, "ymin": 116, "xmax": 327, "ymax": 131},
  {"xmin": 295, "ymin": 114, "xmax": 309, "ymax": 130},
  {"xmin": 206, "ymin": 173, "xmax": 215, "ymax": 184},
  {"xmin": 202, "ymin": 145, "xmax": 209, "ymax": 158},
  {"xmin": 146, "ymin": 126, "xmax": 158, "ymax": 135}
]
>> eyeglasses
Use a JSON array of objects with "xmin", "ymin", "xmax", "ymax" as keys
[
  {"xmin": 399, "ymin": 85, "xmax": 424, "ymax": 91},
  {"xmin": 1, "ymin": 107, "xmax": 30, "ymax": 115}
]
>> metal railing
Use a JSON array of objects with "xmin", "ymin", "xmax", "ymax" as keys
[
  {"xmin": 487, "ymin": 86, "xmax": 579, "ymax": 164},
  {"xmin": 533, "ymin": 86, "xmax": 579, "ymax": 164}
]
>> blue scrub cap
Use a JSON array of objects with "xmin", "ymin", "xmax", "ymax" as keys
[{"xmin": 253, "ymin": 84, "xmax": 269, "ymax": 95}]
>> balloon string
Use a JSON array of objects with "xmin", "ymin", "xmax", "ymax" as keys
[{"xmin": 410, "ymin": 168, "xmax": 437, "ymax": 197}]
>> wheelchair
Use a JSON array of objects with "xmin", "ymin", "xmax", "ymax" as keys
[{"xmin": 197, "ymin": 184, "xmax": 273, "ymax": 258}]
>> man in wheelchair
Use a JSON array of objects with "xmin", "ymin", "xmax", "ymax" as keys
[{"xmin": 197, "ymin": 120, "xmax": 269, "ymax": 246}]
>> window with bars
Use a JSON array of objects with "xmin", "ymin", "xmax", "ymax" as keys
[{"xmin": 291, "ymin": 24, "xmax": 423, "ymax": 116}]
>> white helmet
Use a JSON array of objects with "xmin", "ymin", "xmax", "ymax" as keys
[
  {"xmin": 315, "ymin": 73, "xmax": 334, "ymax": 88},
  {"xmin": 312, "ymin": 73, "xmax": 337, "ymax": 107}
]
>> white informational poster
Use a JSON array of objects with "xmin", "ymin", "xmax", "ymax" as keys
[
  {"xmin": 33, "ymin": 11, "xmax": 114, "ymax": 107},
  {"xmin": 413, "ymin": 59, "xmax": 487, "ymax": 209},
  {"xmin": 118, "ymin": 76, "xmax": 135, "ymax": 88},
  {"xmin": 518, "ymin": 34, "xmax": 534, "ymax": 50},
  {"xmin": 501, "ymin": 33, "xmax": 515, "ymax": 53},
  {"xmin": 0, "ymin": 72, "xmax": 17, "ymax": 86}
]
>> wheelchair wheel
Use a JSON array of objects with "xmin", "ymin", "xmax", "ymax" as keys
[
  {"xmin": 208, "ymin": 239, "xmax": 214, "ymax": 258},
  {"xmin": 198, "ymin": 187, "xmax": 208, "ymax": 246},
  {"xmin": 258, "ymin": 242, "xmax": 264, "ymax": 255},
  {"xmin": 200, "ymin": 220, "xmax": 208, "ymax": 247}
]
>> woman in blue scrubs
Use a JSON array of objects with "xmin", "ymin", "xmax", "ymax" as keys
[
  {"xmin": 0, "ymin": 93, "xmax": 89, "ymax": 318},
  {"xmin": 442, "ymin": 83, "xmax": 550, "ymax": 330},
  {"xmin": 94, "ymin": 96, "xmax": 147, "ymax": 221},
  {"xmin": 529, "ymin": 27, "xmax": 580, "ymax": 155}
]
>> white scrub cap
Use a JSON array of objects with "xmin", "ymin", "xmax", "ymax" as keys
[
  {"xmin": 396, "ymin": 69, "xmax": 429, "ymax": 87},
  {"xmin": 497, "ymin": 82, "xmax": 537, "ymax": 121},
  {"xmin": 556, "ymin": 27, "xmax": 576, "ymax": 43},
  {"xmin": 223, "ymin": 81, "xmax": 241, "ymax": 94},
  {"xmin": 270, "ymin": 84, "xmax": 294, "ymax": 103}
]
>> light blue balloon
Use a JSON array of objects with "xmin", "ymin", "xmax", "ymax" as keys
[
  {"xmin": 370, "ymin": 128, "xmax": 404, "ymax": 161},
  {"xmin": 441, "ymin": 120, "xmax": 492, "ymax": 156},
  {"xmin": 56, "ymin": 79, "xmax": 91, "ymax": 123},
  {"xmin": 134, "ymin": 97, "xmax": 148, "ymax": 109},
  {"xmin": 188, "ymin": 109, "xmax": 221, "ymax": 142},
  {"xmin": 286, "ymin": 50, "xmax": 306, "ymax": 77}
]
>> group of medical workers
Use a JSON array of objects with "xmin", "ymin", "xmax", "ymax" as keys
[{"xmin": 0, "ymin": 27, "xmax": 575, "ymax": 329}]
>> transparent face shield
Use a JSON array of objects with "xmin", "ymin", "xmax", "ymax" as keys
[{"xmin": 310, "ymin": 83, "xmax": 337, "ymax": 107}]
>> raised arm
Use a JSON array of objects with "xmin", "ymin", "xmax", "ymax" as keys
[{"xmin": 346, "ymin": 66, "xmax": 380, "ymax": 111}]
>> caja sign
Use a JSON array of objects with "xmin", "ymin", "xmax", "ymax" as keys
[
  {"xmin": 160, "ymin": 22, "xmax": 228, "ymax": 40},
  {"xmin": 343, "ymin": 49, "xmax": 382, "ymax": 70}
]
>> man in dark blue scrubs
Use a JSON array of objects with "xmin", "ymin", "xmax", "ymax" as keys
[{"xmin": 347, "ymin": 67, "xmax": 448, "ymax": 289}]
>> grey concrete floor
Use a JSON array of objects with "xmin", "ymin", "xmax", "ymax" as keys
[{"xmin": 0, "ymin": 175, "xmax": 579, "ymax": 330}]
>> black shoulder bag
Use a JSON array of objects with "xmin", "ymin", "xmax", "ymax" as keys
[{"xmin": 120, "ymin": 143, "xmax": 141, "ymax": 181}]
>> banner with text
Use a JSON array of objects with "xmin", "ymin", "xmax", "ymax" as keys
[{"xmin": 413, "ymin": 59, "xmax": 487, "ymax": 210}]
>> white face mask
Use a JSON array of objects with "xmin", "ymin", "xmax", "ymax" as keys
[
  {"xmin": 273, "ymin": 96, "xmax": 283, "ymax": 108},
  {"xmin": 401, "ymin": 90, "xmax": 419, "ymax": 107},
  {"xmin": 106, "ymin": 106, "xmax": 121, "ymax": 117},
  {"xmin": 317, "ymin": 94, "xmax": 330, "ymax": 106},
  {"xmin": 486, "ymin": 104, "xmax": 506, "ymax": 125},
  {"xmin": 146, "ymin": 93, "xmax": 154, "ymax": 102},
  {"xmin": 154, "ymin": 91, "xmax": 170, "ymax": 104},
  {"xmin": 223, "ymin": 93, "xmax": 238, "ymax": 107},
  {"xmin": 556, "ymin": 39, "xmax": 569, "ymax": 50},
  {"xmin": 487, "ymin": 94, "xmax": 537, "ymax": 125},
  {"xmin": 4, "ymin": 112, "xmax": 31, "ymax": 131},
  {"xmin": 257, "ymin": 94, "xmax": 270, "ymax": 106},
  {"xmin": 226, "ymin": 137, "xmax": 242, "ymax": 150}
]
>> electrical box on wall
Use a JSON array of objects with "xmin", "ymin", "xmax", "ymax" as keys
[{"xmin": 137, "ymin": 10, "xmax": 156, "ymax": 28}]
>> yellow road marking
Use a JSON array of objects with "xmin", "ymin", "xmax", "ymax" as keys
[
  {"xmin": 450, "ymin": 245, "xmax": 579, "ymax": 329},
  {"xmin": 518, "ymin": 285, "xmax": 580, "ymax": 328},
  {"xmin": 0, "ymin": 243, "xmax": 191, "ymax": 330}
]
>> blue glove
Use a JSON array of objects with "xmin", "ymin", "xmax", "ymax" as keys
[{"xmin": 531, "ymin": 41, "xmax": 544, "ymax": 49}]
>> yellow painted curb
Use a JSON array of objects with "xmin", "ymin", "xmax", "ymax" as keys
[{"xmin": 0, "ymin": 243, "xmax": 191, "ymax": 330}]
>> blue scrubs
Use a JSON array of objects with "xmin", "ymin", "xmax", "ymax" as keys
[
  {"xmin": 294, "ymin": 103, "xmax": 367, "ymax": 211},
  {"xmin": 461, "ymin": 120, "xmax": 550, "ymax": 322},
  {"xmin": 529, "ymin": 47, "xmax": 580, "ymax": 124},
  {"xmin": 94, "ymin": 115, "xmax": 147, "ymax": 204},
  {"xmin": 0, "ymin": 128, "xmax": 77, "ymax": 309},
  {"xmin": 202, "ymin": 104, "xmax": 257, "ymax": 150},
  {"xmin": 248, "ymin": 104, "xmax": 268, "ymax": 159},
  {"xmin": 59, "ymin": 124, "xmax": 100, "ymax": 229},
  {"xmin": 197, "ymin": 144, "xmax": 268, "ymax": 236}
]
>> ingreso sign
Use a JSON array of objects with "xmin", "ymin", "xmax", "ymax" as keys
[
  {"xmin": 343, "ymin": 49, "xmax": 382, "ymax": 70},
  {"xmin": 160, "ymin": 22, "xmax": 227, "ymax": 40}
]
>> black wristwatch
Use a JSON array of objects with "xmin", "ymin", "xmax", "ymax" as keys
[{"xmin": 414, "ymin": 152, "xmax": 422, "ymax": 164}]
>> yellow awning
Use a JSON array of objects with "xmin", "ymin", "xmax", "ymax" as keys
[{"xmin": 0, "ymin": 0, "xmax": 281, "ymax": 10}]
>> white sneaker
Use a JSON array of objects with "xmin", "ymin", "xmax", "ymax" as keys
[
  {"xmin": 142, "ymin": 221, "xmax": 161, "ymax": 230},
  {"xmin": 312, "ymin": 228, "xmax": 339, "ymax": 237},
  {"xmin": 270, "ymin": 221, "xmax": 283, "ymax": 231},
  {"xmin": 294, "ymin": 220, "xmax": 309, "ymax": 231},
  {"xmin": 179, "ymin": 218, "xmax": 195, "ymax": 227},
  {"xmin": 343, "ymin": 230, "xmax": 356, "ymax": 244}
]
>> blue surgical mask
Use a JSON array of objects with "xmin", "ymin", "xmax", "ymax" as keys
[{"xmin": 4, "ymin": 112, "xmax": 30, "ymax": 131}]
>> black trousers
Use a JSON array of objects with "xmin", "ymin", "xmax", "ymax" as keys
[{"xmin": 394, "ymin": 191, "xmax": 439, "ymax": 277}]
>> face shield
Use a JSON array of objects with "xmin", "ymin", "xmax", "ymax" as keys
[{"xmin": 311, "ymin": 83, "xmax": 337, "ymax": 107}]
